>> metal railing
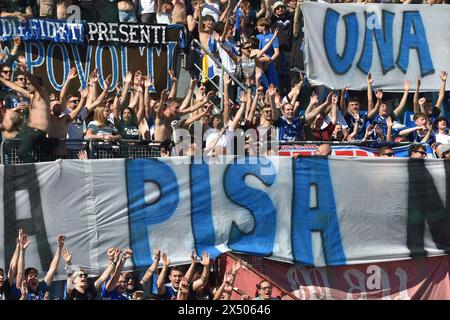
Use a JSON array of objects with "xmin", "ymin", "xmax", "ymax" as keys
[{"xmin": 0, "ymin": 139, "xmax": 172, "ymax": 164}]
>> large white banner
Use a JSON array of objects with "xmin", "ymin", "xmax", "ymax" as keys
[
  {"xmin": 302, "ymin": 3, "xmax": 450, "ymax": 91},
  {"xmin": 0, "ymin": 157, "xmax": 449, "ymax": 280}
]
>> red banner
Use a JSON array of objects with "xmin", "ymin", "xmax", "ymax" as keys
[{"xmin": 224, "ymin": 254, "xmax": 450, "ymax": 300}]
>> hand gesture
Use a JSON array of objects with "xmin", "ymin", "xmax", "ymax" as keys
[
  {"xmin": 224, "ymin": 271, "xmax": 234, "ymax": 284},
  {"xmin": 68, "ymin": 67, "xmax": 78, "ymax": 80},
  {"xmin": 440, "ymin": 70, "xmax": 448, "ymax": 82},
  {"xmin": 18, "ymin": 55, "xmax": 26, "ymax": 66},
  {"xmin": 169, "ymin": 69, "xmax": 177, "ymax": 82},
  {"xmin": 189, "ymin": 78, "xmax": 198, "ymax": 89},
  {"xmin": 19, "ymin": 230, "xmax": 31, "ymax": 250},
  {"xmin": 331, "ymin": 93, "xmax": 338, "ymax": 105},
  {"xmin": 224, "ymin": 75, "xmax": 232, "ymax": 86},
  {"xmin": 17, "ymin": 61, "xmax": 28, "ymax": 73},
  {"xmin": 206, "ymin": 91, "xmax": 216, "ymax": 100},
  {"xmin": 418, "ymin": 97, "xmax": 426, "ymax": 105},
  {"xmin": 367, "ymin": 73, "xmax": 373, "ymax": 85},
  {"xmin": 62, "ymin": 248, "xmax": 72, "ymax": 264},
  {"xmin": 267, "ymin": 85, "xmax": 277, "ymax": 97},
  {"xmin": 20, "ymin": 280, "xmax": 28, "ymax": 298},
  {"xmin": 153, "ymin": 249, "xmax": 161, "ymax": 260},
  {"xmin": 162, "ymin": 253, "xmax": 171, "ymax": 267},
  {"xmin": 134, "ymin": 70, "xmax": 142, "ymax": 86},
  {"xmin": 125, "ymin": 71, "xmax": 133, "ymax": 84},
  {"xmin": 113, "ymin": 248, "xmax": 121, "ymax": 262},
  {"xmin": 160, "ymin": 89, "xmax": 170, "ymax": 102},
  {"xmin": 80, "ymin": 86, "xmax": 89, "ymax": 99},
  {"xmin": 232, "ymin": 258, "xmax": 242, "ymax": 274},
  {"xmin": 89, "ymin": 69, "xmax": 98, "ymax": 83},
  {"xmin": 240, "ymin": 90, "xmax": 248, "ymax": 103},
  {"xmin": 353, "ymin": 112, "xmax": 360, "ymax": 122},
  {"xmin": 325, "ymin": 92, "xmax": 333, "ymax": 104},
  {"xmin": 365, "ymin": 124, "xmax": 374, "ymax": 137},
  {"xmin": 122, "ymin": 249, "xmax": 133, "ymax": 261},
  {"xmin": 144, "ymin": 75, "xmax": 153, "ymax": 88},
  {"xmin": 386, "ymin": 116, "xmax": 393, "ymax": 128},
  {"xmin": 44, "ymin": 292, "xmax": 49, "ymax": 300},
  {"xmin": 273, "ymin": 27, "xmax": 279, "ymax": 38},
  {"xmin": 403, "ymin": 80, "xmax": 410, "ymax": 91},
  {"xmin": 57, "ymin": 234, "xmax": 65, "ymax": 247},
  {"xmin": 179, "ymin": 277, "xmax": 190, "ymax": 294},
  {"xmin": 310, "ymin": 92, "xmax": 318, "ymax": 105},
  {"xmin": 190, "ymin": 250, "xmax": 197, "ymax": 264},
  {"xmin": 200, "ymin": 251, "xmax": 210, "ymax": 266},
  {"xmin": 375, "ymin": 89, "xmax": 383, "ymax": 100},
  {"xmin": 104, "ymin": 74, "xmax": 112, "ymax": 88},
  {"xmin": 106, "ymin": 247, "xmax": 116, "ymax": 260},
  {"xmin": 13, "ymin": 37, "xmax": 21, "ymax": 47}
]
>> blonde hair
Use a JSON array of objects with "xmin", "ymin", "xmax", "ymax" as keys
[{"xmin": 93, "ymin": 105, "xmax": 108, "ymax": 127}]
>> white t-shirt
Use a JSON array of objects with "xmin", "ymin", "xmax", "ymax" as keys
[
  {"xmin": 436, "ymin": 132, "xmax": 450, "ymax": 144},
  {"xmin": 321, "ymin": 111, "xmax": 349, "ymax": 130},
  {"xmin": 201, "ymin": 1, "xmax": 220, "ymax": 21},
  {"xmin": 218, "ymin": 39, "xmax": 237, "ymax": 74},
  {"xmin": 157, "ymin": 12, "xmax": 172, "ymax": 24},
  {"xmin": 138, "ymin": 0, "xmax": 156, "ymax": 14}
]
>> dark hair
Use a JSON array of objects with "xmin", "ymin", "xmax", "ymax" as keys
[
  {"xmin": 169, "ymin": 266, "xmax": 184, "ymax": 275},
  {"xmin": 120, "ymin": 106, "xmax": 137, "ymax": 122},
  {"xmin": 408, "ymin": 144, "xmax": 426, "ymax": 157},
  {"xmin": 25, "ymin": 267, "xmax": 38, "ymax": 278},
  {"xmin": 203, "ymin": 15, "xmax": 215, "ymax": 22},
  {"xmin": 379, "ymin": 144, "xmax": 393, "ymax": 156},
  {"xmin": 348, "ymin": 97, "xmax": 360, "ymax": 104},
  {"xmin": 413, "ymin": 112, "xmax": 428, "ymax": 122},
  {"xmin": 257, "ymin": 18, "xmax": 270, "ymax": 29},
  {"xmin": 249, "ymin": 36, "xmax": 259, "ymax": 49},
  {"xmin": 213, "ymin": 21, "xmax": 225, "ymax": 35},
  {"xmin": 433, "ymin": 116, "xmax": 448, "ymax": 130}
]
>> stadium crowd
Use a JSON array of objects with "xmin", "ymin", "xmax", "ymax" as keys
[{"xmin": 0, "ymin": 0, "xmax": 449, "ymax": 300}]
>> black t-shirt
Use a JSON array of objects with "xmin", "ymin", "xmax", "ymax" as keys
[
  {"xmin": 271, "ymin": 12, "xmax": 294, "ymax": 52},
  {"xmin": 0, "ymin": 280, "xmax": 13, "ymax": 300},
  {"xmin": 0, "ymin": 0, "xmax": 33, "ymax": 14},
  {"xmin": 118, "ymin": 119, "xmax": 140, "ymax": 140},
  {"xmin": 67, "ymin": 283, "xmax": 98, "ymax": 300}
]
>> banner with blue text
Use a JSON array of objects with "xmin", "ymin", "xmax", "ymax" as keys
[
  {"xmin": 302, "ymin": 3, "xmax": 450, "ymax": 91},
  {"xmin": 0, "ymin": 157, "xmax": 449, "ymax": 280}
]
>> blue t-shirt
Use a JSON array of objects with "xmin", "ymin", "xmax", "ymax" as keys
[
  {"xmin": 344, "ymin": 112, "xmax": 368, "ymax": 140},
  {"xmin": 256, "ymin": 32, "xmax": 279, "ymax": 58},
  {"xmin": 12, "ymin": 280, "xmax": 49, "ymax": 300},
  {"xmin": 409, "ymin": 130, "xmax": 436, "ymax": 145},
  {"xmin": 161, "ymin": 283, "xmax": 177, "ymax": 300},
  {"xmin": 277, "ymin": 116, "xmax": 304, "ymax": 141},
  {"xmin": 101, "ymin": 283, "xmax": 129, "ymax": 300}
]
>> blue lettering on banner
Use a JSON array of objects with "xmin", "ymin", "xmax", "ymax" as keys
[
  {"xmin": 292, "ymin": 158, "xmax": 346, "ymax": 266},
  {"xmin": 126, "ymin": 159, "xmax": 180, "ymax": 269},
  {"xmin": 396, "ymin": 11, "xmax": 434, "ymax": 76},
  {"xmin": 190, "ymin": 163, "xmax": 221, "ymax": 258},
  {"xmin": 323, "ymin": 9, "xmax": 359, "ymax": 74},
  {"xmin": 166, "ymin": 42, "xmax": 177, "ymax": 90},
  {"xmin": 223, "ymin": 157, "xmax": 277, "ymax": 256},
  {"xmin": 46, "ymin": 43, "xmax": 70, "ymax": 91},
  {"xmin": 146, "ymin": 47, "xmax": 156, "ymax": 92},
  {"xmin": 357, "ymin": 10, "xmax": 395, "ymax": 75},
  {"xmin": 71, "ymin": 44, "xmax": 93, "ymax": 90},
  {"xmin": 24, "ymin": 41, "xmax": 45, "ymax": 73},
  {"xmin": 96, "ymin": 45, "xmax": 119, "ymax": 91}
]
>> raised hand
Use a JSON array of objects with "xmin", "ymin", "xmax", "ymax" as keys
[
  {"xmin": 162, "ymin": 253, "xmax": 171, "ymax": 267},
  {"xmin": 418, "ymin": 97, "xmax": 426, "ymax": 105},
  {"xmin": 375, "ymin": 89, "xmax": 383, "ymax": 100},
  {"xmin": 189, "ymin": 78, "xmax": 198, "ymax": 89},
  {"xmin": 325, "ymin": 92, "xmax": 334, "ymax": 104},
  {"xmin": 19, "ymin": 230, "xmax": 31, "ymax": 250},
  {"xmin": 104, "ymin": 74, "xmax": 112, "ymax": 88},
  {"xmin": 403, "ymin": 80, "xmax": 410, "ymax": 91},
  {"xmin": 77, "ymin": 150, "xmax": 88, "ymax": 160},
  {"xmin": 367, "ymin": 73, "xmax": 373, "ymax": 85},
  {"xmin": 416, "ymin": 77, "xmax": 421, "ymax": 89},
  {"xmin": 386, "ymin": 116, "xmax": 393, "ymax": 128},
  {"xmin": 232, "ymin": 258, "xmax": 242, "ymax": 274},
  {"xmin": 122, "ymin": 249, "xmax": 133, "ymax": 261},
  {"xmin": 440, "ymin": 70, "xmax": 448, "ymax": 82},
  {"xmin": 200, "ymin": 251, "xmax": 210, "ymax": 266},
  {"xmin": 179, "ymin": 277, "xmax": 190, "ymax": 294},
  {"xmin": 169, "ymin": 69, "xmax": 177, "ymax": 82},
  {"xmin": 144, "ymin": 75, "xmax": 153, "ymax": 88},
  {"xmin": 331, "ymin": 93, "xmax": 338, "ymax": 105},
  {"xmin": 20, "ymin": 280, "xmax": 28, "ymax": 298},
  {"xmin": 57, "ymin": 234, "xmax": 65, "ymax": 248},
  {"xmin": 68, "ymin": 67, "xmax": 78, "ymax": 80},
  {"xmin": 106, "ymin": 247, "xmax": 116, "ymax": 261},
  {"xmin": 206, "ymin": 91, "xmax": 216, "ymax": 100},
  {"xmin": 125, "ymin": 71, "xmax": 133, "ymax": 84},
  {"xmin": 153, "ymin": 249, "xmax": 161, "ymax": 260},
  {"xmin": 89, "ymin": 69, "xmax": 99, "ymax": 83},
  {"xmin": 190, "ymin": 250, "xmax": 197, "ymax": 264},
  {"xmin": 62, "ymin": 248, "xmax": 72, "ymax": 264},
  {"xmin": 267, "ymin": 85, "xmax": 277, "ymax": 97},
  {"xmin": 310, "ymin": 92, "xmax": 318, "ymax": 105},
  {"xmin": 13, "ymin": 37, "xmax": 21, "ymax": 47},
  {"xmin": 340, "ymin": 86, "xmax": 349, "ymax": 96}
]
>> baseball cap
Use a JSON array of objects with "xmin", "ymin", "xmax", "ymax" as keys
[{"xmin": 272, "ymin": 1, "xmax": 286, "ymax": 10}]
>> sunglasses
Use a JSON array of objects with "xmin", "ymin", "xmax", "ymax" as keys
[
  {"xmin": 16, "ymin": 77, "xmax": 26, "ymax": 81},
  {"xmin": 416, "ymin": 151, "xmax": 427, "ymax": 156},
  {"xmin": 384, "ymin": 152, "xmax": 394, "ymax": 157},
  {"xmin": 1, "ymin": 70, "xmax": 11, "ymax": 73},
  {"xmin": 69, "ymin": 99, "xmax": 80, "ymax": 104}
]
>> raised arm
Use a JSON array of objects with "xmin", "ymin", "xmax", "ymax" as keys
[
  {"xmin": 65, "ymin": 87, "xmax": 88, "ymax": 123},
  {"xmin": 330, "ymin": 94, "xmax": 338, "ymax": 125},
  {"xmin": 87, "ymin": 75, "xmax": 112, "ymax": 112},
  {"xmin": 62, "ymin": 248, "xmax": 74, "ymax": 297},
  {"xmin": 105, "ymin": 248, "xmax": 133, "ymax": 292},
  {"xmin": 305, "ymin": 92, "xmax": 332, "ymax": 123},
  {"xmin": 393, "ymin": 80, "xmax": 410, "ymax": 117},
  {"xmin": 0, "ymin": 75, "xmax": 32, "ymax": 99},
  {"xmin": 183, "ymin": 104, "xmax": 213, "ymax": 127},
  {"xmin": 179, "ymin": 91, "xmax": 215, "ymax": 115},
  {"xmin": 184, "ymin": 251, "xmax": 198, "ymax": 283},
  {"xmin": 413, "ymin": 77, "xmax": 421, "ymax": 114},
  {"xmin": 16, "ymin": 230, "xmax": 31, "ymax": 289},
  {"xmin": 230, "ymin": 90, "xmax": 250, "ymax": 130},
  {"xmin": 293, "ymin": 0, "xmax": 302, "ymax": 38},
  {"xmin": 267, "ymin": 85, "xmax": 279, "ymax": 121},
  {"xmin": 436, "ymin": 71, "xmax": 447, "ymax": 111},
  {"xmin": 168, "ymin": 70, "xmax": 178, "ymax": 100},
  {"xmin": 60, "ymin": 67, "xmax": 79, "ymax": 106},
  {"xmin": 340, "ymin": 86, "xmax": 349, "ymax": 117},
  {"xmin": 347, "ymin": 113, "xmax": 360, "ymax": 141},
  {"xmin": 179, "ymin": 79, "xmax": 197, "ymax": 112},
  {"xmin": 192, "ymin": 252, "xmax": 210, "ymax": 291},
  {"xmin": 140, "ymin": 249, "xmax": 161, "ymax": 289},
  {"xmin": 121, "ymin": 71, "xmax": 133, "ymax": 106},
  {"xmin": 136, "ymin": 85, "xmax": 145, "ymax": 125},
  {"xmin": 7, "ymin": 230, "xmax": 21, "ymax": 286},
  {"xmin": 157, "ymin": 253, "xmax": 170, "ymax": 296},
  {"xmin": 94, "ymin": 248, "xmax": 120, "ymax": 290},
  {"xmin": 368, "ymin": 89, "xmax": 382, "ymax": 120},
  {"xmin": 44, "ymin": 234, "xmax": 65, "ymax": 287},
  {"xmin": 386, "ymin": 116, "xmax": 393, "ymax": 142},
  {"xmin": 219, "ymin": 42, "xmax": 240, "ymax": 64},
  {"xmin": 257, "ymin": 28, "xmax": 279, "ymax": 59},
  {"xmin": 367, "ymin": 73, "xmax": 374, "ymax": 113}
]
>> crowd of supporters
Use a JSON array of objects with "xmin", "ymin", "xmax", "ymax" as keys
[
  {"xmin": 0, "ymin": 0, "xmax": 449, "ymax": 162},
  {"xmin": 0, "ymin": 229, "xmax": 279, "ymax": 300},
  {"xmin": 0, "ymin": 0, "xmax": 450, "ymax": 299}
]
